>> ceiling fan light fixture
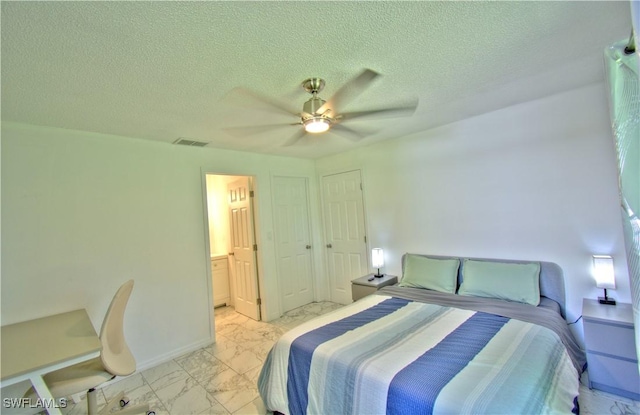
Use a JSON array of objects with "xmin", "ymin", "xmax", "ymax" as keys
[{"xmin": 303, "ymin": 117, "xmax": 331, "ymax": 133}]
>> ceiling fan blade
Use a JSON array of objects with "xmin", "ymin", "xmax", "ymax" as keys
[
  {"xmin": 318, "ymin": 69, "xmax": 380, "ymax": 114},
  {"xmin": 282, "ymin": 128, "xmax": 308, "ymax": 147},
  {"xmin": 226, "ymin": 87, "xmax": 299, "ymax": 117},
  {"xmin": 223, "ymin": 122, "xmax": 299, "ymax": 138},
  {"xmin": 338, "ymin": 102, "xmax": 418, "ymax": 122},
  {"xmin": 330, "ymin": 124, "xmax": 368, "ymax": 142}
]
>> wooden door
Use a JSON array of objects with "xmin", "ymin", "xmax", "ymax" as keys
[
  {"xmin": 273, "ymin": 176, "xmax": 314, "ymax": 312},
  {"xmin": 321, "ymin": 170, "xmax": 368, "ymax": 304},
  {"xmin": 228, "ymin": 177, "xmax": 261, "ymax": 320}
]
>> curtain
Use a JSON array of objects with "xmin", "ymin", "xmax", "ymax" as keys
[{"xmin": 604, "ymin": 10, "xmax": 640, "ymax": 364}]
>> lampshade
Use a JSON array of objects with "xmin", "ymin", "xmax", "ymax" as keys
[
  {"xmin": 593, "ymin": 255, "xmax": 615, "ymax": 289},
  {"xmin": 372, "ymin": 248, "xmax": 384, "ymax": 268},
  {"xmin": 303, "ymin": 117, "xmax": 330, "ymax": 133}
]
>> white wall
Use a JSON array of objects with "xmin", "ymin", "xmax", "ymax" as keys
[
  {"xmin": 316, "ymin": 83, "xmax": 630, "ymax": 342},
  {"xmin": 1, "ymin": 122, "xmax": 319, "ymax": 369}
]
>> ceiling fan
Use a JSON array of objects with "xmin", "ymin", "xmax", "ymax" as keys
[{"xmin": 223, "ymin": 69, "xmax": 418, "ymax": 146}]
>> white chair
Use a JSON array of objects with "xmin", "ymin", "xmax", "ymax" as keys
[{"xmin": 26, "ymin": 280, "xmax": 151, "ymax": 415}]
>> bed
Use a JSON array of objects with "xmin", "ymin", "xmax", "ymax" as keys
[{"xmin": 258, "ymin": 254, "xmax": 586, "ymax": 414}]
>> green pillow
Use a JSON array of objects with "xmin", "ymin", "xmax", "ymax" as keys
[
  {"xmin": 399, "ymin": 255, "xmax": 460, "ymax": 293},
  {"xmin": 458, "ymin": 259, "xmax": 541, "ymax": 306}
]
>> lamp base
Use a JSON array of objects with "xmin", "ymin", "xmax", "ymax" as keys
[
  {"xmin": 374, "ymin": 273, "xmax": 384, "ymax": 278},
  {"xmin": 598, "ymin": 296, "xmax": 616, "ymax": 305}
]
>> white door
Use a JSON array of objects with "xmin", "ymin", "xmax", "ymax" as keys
[
  {"xmin": 321, "ymin": 170, "xmax": 368, "ymax": 304},
  {"xmin": 228, "ymin": 177, "xmax": 261, "ymax": 320},
  {"xmin": 273, "ymin": 176, "xmax": 314, "ymax": 312}
]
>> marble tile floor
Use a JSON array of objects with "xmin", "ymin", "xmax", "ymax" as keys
[{"xmin": 5, "ymin": 300, "xmax": 640, "ymax": 415}]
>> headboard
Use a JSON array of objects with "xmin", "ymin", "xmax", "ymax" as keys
[{"xmin": 401, "ymin": 254, "xmax": 567, "ymax": 318}]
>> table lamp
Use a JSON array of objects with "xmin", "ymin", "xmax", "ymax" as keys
[
  {"xmin": 372, "ymin": 248, "xmax": 384, "ymax": 278},
  {"xmin": 593, "ymin": 254, "xmax": 616, "ymax": 305}
]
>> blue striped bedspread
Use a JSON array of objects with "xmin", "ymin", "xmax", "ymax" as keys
[{"xmin": 258, "ymin": 293, "xmax": 583, "ymax": 414}]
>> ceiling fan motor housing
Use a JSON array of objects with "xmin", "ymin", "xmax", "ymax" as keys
[
  {"xmin": 302, "ymin": 97, "xmax": 332, "ymax": 133},
  {"xmin": 303, "ymin": 97, "xmax": 328, "ymax": 116},
  {"xmin": 301, "ymin": 79, "xmax": 332, "ymax": 133}
]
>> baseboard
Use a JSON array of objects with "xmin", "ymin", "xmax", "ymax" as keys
[
  {"xmin": 104, "ymin": 337, "xmax": 215, "ymax": 387},
  {"xmin": 136, "ymin": 338, "xmax": 214, "ymax": 372}
]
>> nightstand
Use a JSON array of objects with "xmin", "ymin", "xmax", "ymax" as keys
[
  {"xmin": 351, "ymin": 274, "xmax": 398, "ymax": 301},
  {"xmin": 582, "ymin": 298, "xmax": 640, "ymax": 400}
]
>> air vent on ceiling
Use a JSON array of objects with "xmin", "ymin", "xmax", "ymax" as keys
[{"xmin": 173, "ymin": 137, "xmax": 209, "ymax": 147}]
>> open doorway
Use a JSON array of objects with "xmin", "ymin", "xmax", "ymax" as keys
[{"xmin": 205, "ymin": 174, "xmax": 262, "ymax": 326}]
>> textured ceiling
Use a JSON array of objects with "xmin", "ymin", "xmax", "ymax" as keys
[{"xmin": 0, "ymin": 1, "xmax": 633, "ymax": 159}]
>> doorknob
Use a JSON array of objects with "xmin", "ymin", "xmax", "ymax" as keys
[
  {"xmin": 306, "ymin": 245, "xmax": 312, "ymax": 249},
  {"xmin": 326, "ymin": 244, "xmax": 332, "ymax": 248}
]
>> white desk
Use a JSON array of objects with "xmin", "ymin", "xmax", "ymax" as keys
[{"xmin": 1, "ymin": 309, "xmax": 101, "ymax": 415}]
